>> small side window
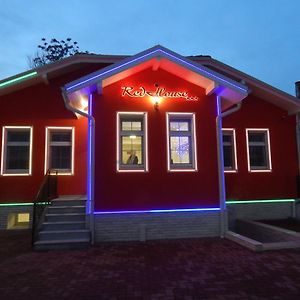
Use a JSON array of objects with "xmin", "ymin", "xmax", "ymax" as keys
[
  {"xmin": 222, "ymin": 129, "xmax": 237, "ymax": 172},
  {"xmin": 246, "ymin": 129, "xmax": 272, "ymax": 172},
  {"xmin": 1, "ymin": 126, "xmax": 33, "ymax": 176},
  {"xmin": 45, "ymin": 127, "xmax": 74, "ymax": 175}
]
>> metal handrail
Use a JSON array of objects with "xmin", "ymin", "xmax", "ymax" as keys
[{"xmin": 31, "ymin": 169, "xmax": 58, "ymax": 246}]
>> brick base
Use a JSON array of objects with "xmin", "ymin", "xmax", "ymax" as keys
[{"xmin": 94, "ymin": 211, "xmax": 221, "ymax": 242}]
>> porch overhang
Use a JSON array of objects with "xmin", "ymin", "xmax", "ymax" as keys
[{"xmin": 62, "ymin": 45, "xmax": 249, "ymax": 113}]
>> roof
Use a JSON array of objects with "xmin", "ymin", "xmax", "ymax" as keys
[
  {"xmin": 1, "ymin": 46, "xmax": 300, "ymax": 114},
  {"xmin": 63, "ymin": 45, "xmax": 249, "ymax": 108}
]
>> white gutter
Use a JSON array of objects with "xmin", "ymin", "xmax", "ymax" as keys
[
  {"xmin": 61, "ymin": 89, "xmax": 95, "ymax": 245},
  {"xmin": 216, "ymin": 96, "xmax": 242, "ymax": 237}
]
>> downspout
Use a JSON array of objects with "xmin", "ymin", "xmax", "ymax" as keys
[
  {"xmin": 216, "ymin": 96, "xmax": 242, "ymax": 237},
  {"xmin": 295, "ymin": 81, "xmax": 300, "ymax": 217},
  {"xmin": 61, "ymin": 89, "xmax": 95, "ymax": 245}
]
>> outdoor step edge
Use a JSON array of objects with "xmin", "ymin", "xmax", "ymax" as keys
[
  {"xmin": 52, "ymin": 198, "xmax": 87, "ymax": 202},
  {"xmin": 34, "ymin": 238, "xmax": 90, "ymax": 245},
  {"xmin": 39, "ymin": 229, "xmax": 90, "ymax": 234},
  {"xmin": 43, "ymin": 221, "xmax": 86, "ymax": 225},
  {"xmin": 45, "ymin": 213, "xmax": 86, "ymax": 216},
  {"xmin": 48, "ymin": 206, "xmax": 86, "ymax": 209}
]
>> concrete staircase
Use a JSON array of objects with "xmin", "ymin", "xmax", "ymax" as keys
[{"xmin": 34, "ymin": 195, "xmax": 90, "ymax": 251}]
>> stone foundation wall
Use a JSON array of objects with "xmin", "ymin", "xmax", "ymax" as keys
[{"xmin": 94, "ymin": 211, "xmax": 220, "ymax": 242}]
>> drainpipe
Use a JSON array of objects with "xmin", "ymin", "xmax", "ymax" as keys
[
  {"xmin": 61, "ymin": 89, "xmax": 95, "ymax": 245},
  {"xmin": 295, "ymin": 81, "xmax": 300, "ymax": 218},
  {"xmin": 216, "ymin": 95, "xmax": 242, "ymax": 237}
]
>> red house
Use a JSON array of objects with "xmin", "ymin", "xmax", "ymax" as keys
[{"xmin": 0, "ymin": 46, "xmax": 299, "ymax": 249}]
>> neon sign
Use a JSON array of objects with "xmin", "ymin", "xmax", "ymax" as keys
[{"xmin": 121, "ymin": 85, "xmax": 198, "ymax": 101}]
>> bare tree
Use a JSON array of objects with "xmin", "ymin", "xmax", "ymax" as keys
[{"xmin": 28, "ymin": 38, "xmax": 89, "ymax": 68}]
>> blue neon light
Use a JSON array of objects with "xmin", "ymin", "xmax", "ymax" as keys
[
  {"xmin": 87, "ymin": 93, "xmax": 93, "ymax": 214},
  {"xmin": 94, "ymin": 207, "xmax": 220, "ymax": 215},
  {"xmin": 65, "ymin": 48, "xmax": 248, "ymax": 94}
]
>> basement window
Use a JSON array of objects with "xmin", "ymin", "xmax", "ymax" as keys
[{"xmin": 7, "ymin": 213, "xmax": 30, "ymax": 229}]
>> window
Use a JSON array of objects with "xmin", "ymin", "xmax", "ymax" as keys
[
  {"xmin": 117, "ymin": 112, "xmax": 148, "ymax": 172},
  {"xmin": 45, "ymin": 127, "xmax": 74, "ymax": 175},
  {"xmin": 1, "ymin": 126, "xmax": 33, "ymax": 176},
  {"xmin": 246, "ymin": 129, "xmax": 272, "ymax": 172},
  {"xmin": 222, "ymin": 129, "xmax": 237, "ymax": 172},
  {"xmin": 7, "ymin": 213, "xmax": 30, "ymax": 229},
  {"xmin": 167, "ymin": 113, "xmax": 197, "ymax": 171}
]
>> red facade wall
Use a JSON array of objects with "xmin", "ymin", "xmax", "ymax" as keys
[
  {"xmin": 0, "ymin": 65, "xmax": 103, "ymax": 202},
  {"xmin": 223, "ymin": 95, "xmax": 299, "ymax": 200},
  {"xmin": 93, "ymin": 68, "xmax": 220, "ymax": 211}
]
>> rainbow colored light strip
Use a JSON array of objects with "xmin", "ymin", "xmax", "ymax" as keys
[{"xmin": 0, "ymin": 71, "xmax": 38, "ymax": 88}]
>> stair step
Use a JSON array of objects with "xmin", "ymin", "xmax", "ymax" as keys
[
  {"xmin": 51, "ymin": 199, "xmax": 87, "ymax": 207},
  {"xmin": 45, "ymin": 213, "xmax": 86, "ymax": 222},
  {"xmin": 48, "ymin": 206, "xmax": 86, "ymax": 214},
  {"xmin": 34, "ymin": 238, "xmax": 90, "ymax": 251},
  {"xmin": 42, "ymin": 221, "xmax": 86, "ymax": 231},
  {"xmin": 39, "ymin": 229, "xmax": 90, "ymax": 241}
]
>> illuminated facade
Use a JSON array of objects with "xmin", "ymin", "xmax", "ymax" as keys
[{"xmin": 0, "ymin": 46, "xmax": 299, "ymax": 243}]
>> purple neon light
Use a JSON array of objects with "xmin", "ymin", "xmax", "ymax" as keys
[
  {"xmin": 87, "ymin": 94, "xmax": 93, "ymax": 214},
  {"xmin": 94, "ymin": 207, "xmax": 220, "ymax": 215},
  {"xmin": 65, "ymin": 48, "xmax": 248, "ymax": 93}
]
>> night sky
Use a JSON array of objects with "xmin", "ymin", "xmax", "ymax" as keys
[{"xmin": 1, "ymin": 0, "xmax": 299, "ymax": 95}]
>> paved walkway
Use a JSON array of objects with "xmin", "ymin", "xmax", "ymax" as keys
[{"xmin": 1, "ymin": 230, "xmax": 300, "ymax": 300}]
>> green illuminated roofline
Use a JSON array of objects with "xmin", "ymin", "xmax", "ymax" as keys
[
  {"xmin": 0, "ymin": 202, "xmax": 48, "ymax": 207},
  {"xmin": 0, "ymin": 71, "xmax": 38, "ymax": 89},
  {"xmin": 226, "ymin": 199, "xmax": 296, "ymax": 204}
]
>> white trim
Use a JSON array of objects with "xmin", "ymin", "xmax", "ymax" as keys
[
  {"xmin": 44, "ymin": 126, "xmax": 75, "ymax": 175},
  {"xmin": 246, "ymin": 128, "xmax": 272, "ymax": 173},
  {"xmin": 222, "ymin": 128, "xmax": 238, "ymax": 173},
  {"xmin": 166, "ymin": 112, "xmax": 198, "ymax": 172},
  {"xmin": 116, "ymin": 112, "xmax": 148, "ymax": 172},
  {"xmin": 1, "ymin": 126, "xmax": 33, "ymax": 176}
]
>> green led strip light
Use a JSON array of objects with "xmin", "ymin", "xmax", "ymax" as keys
[
  {"xmin": 0, "ymin": 202, "xmax": 48, "ymax": 207},
  {"xmin": 226, "ymin": 199, "xmax": 295, "ymax": 204},
  {"xmin": 0, "ymin": 71, "xmax": 38, "ymax": 89}
]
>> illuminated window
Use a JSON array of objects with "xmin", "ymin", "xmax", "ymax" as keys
[
  {"xmin": 222, "ymin": 129, "xmax": 237, "ymax": 172},
  {"xmin": 45, "ymin": 127, "xmax": 74, "ymax": 175},
  {"xmin": 246, "ymin": 129, "xmax": 272, "ymax": 172},
  {"xmin": 1, "ymin": 126, "xmax": 32, "ymax": 176},
  {"xmin": 167, "ymin": 113, "xmax": 197, "ymax": 171},
  {"xmin": 117, "ymin": 112, "xmax": 148, "ymax": 172},
  {"xmin": 7, "ymin": 213, "xmax": 30, "ymax": 229}
]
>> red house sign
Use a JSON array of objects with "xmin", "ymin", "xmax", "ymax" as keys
[{"xmin": 121, "ymin": 85, "xmax": 199, "ymax": 101}]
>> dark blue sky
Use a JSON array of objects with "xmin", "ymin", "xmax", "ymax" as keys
[{"xmin": 1, "ymin": 0, "xmax": 299, "ymax": 95}]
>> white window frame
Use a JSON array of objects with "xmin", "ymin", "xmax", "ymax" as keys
[
  {"xmin": 166, "ymin": 112, "xmax": 198, "ymax": 172},
  {"xmin": 246, "ymin": 128, "xmax": 272, "ymax": 173},
  {"xmin": 44, "ymin": 127, "xmax": 75, "ymax": 175},
  {"xmin": 116, "ymin": 112, "xmax": 148, "ymax": 172},
  {"xmin": 222, "ymin": 128, "xmax": 238, "ymax": 173},
  {"xmin": 1, "ymin": 126, "xmax": 33, "ymax": 176}
]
